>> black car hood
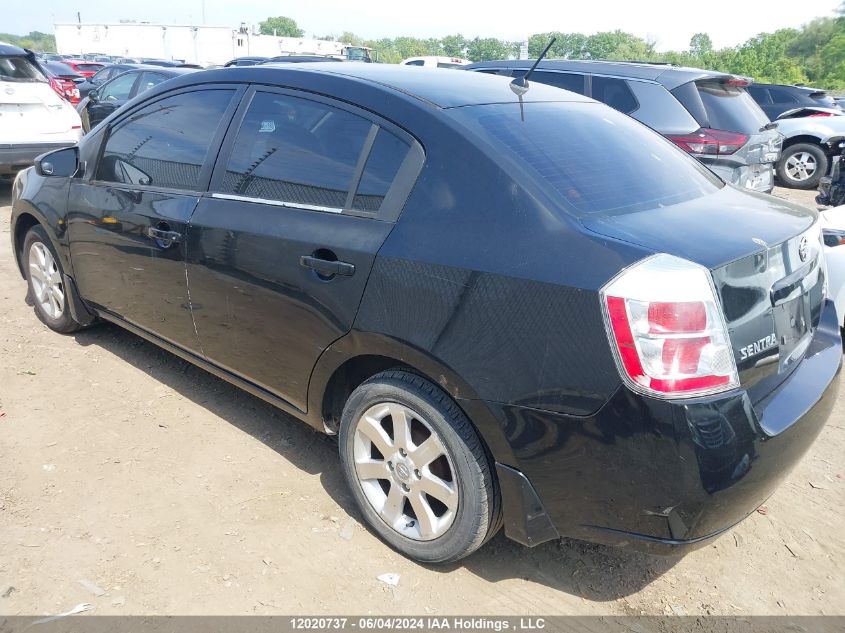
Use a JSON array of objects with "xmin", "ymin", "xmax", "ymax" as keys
[{"xmin": 580, "ymin": 185, "xmax": 816, "ymax": 270}]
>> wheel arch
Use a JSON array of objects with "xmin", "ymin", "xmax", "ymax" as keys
[
  {"xmin": 781, "ymin": 135, "xmax": 824, "ymax": 151},
  {"xmin": 307, "ymin": 331, "xmax": 519, "ymax": 466}
]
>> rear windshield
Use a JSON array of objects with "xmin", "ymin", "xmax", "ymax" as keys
[
  {"xmin": 673, "ymin": 81, "xmax": 769, "ymax": 133},
  {"xmin": 810, "ymin": 93, "xmax": 836, "ymax": 107},
  {"xmin": 0, "ymin": 55, "xmax": 46, "ymax": 82},
  {"xmin": 449, "ymin": 101, "xmax": 722, "ymax": 216},
  {"xmin": 76, "ymin": 64, "xmax": 104, "ymax": 72}
]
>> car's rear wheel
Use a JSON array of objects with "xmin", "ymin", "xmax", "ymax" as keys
[
  {"xmin": 23, "ymin": 226, "xmax": 83, "ymax": 333},
  {"xmin": 338, "ymin": 370, "xmax": 500, "ymax": 563},
  {"xmin": 777, "ymin": 143, "xmax": 828, "ymax": 189}
]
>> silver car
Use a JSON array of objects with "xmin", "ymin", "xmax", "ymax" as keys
[{"xmin": 464, "ymin": 60, "xmax": 782, "ymax": 193}]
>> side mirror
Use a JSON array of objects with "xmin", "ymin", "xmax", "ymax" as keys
[
  {"xmin": 88, "ymin": 88, "xmax": 99, "ymax": 101},
  {"xmin": 35, "ymin": 147, "xmax": 79, "ymax": 178}
]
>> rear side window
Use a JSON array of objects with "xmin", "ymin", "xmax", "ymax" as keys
[
  {"xmin": 746, "ymin": 85, "xmax": 769, "ymax": 103},
  {"xmin": 590, "ymin": 76, "xmax": 638, "ymax": 114},
  {"xmin": 769, "ymin": 88, "xmax": 799, "ymax": 104},
  {"xmin": 672, "ymin": 81, "xmax": 769, "ymax": 134},
  {"xmin": 219, "ymin": 92, "xmax": 411, "ymax": 213},
  {"xmin": 405, "ymin": 60, "xmax": 425, "ymax": 66},
  {"xmin": 449, "ymin": 101, "xmax": 721, "ymax": 216},
  {"xmin": 353, "ymin": 129, "xmax": 409, "ymax": 212},
  {"xmin": 97, "ymin": 89, "xmax": 235, "ymax": 191}
]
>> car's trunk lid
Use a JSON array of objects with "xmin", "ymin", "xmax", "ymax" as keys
[
  {"xmin": 583, "ymin": 186, "xmax": 824, "ymax": 405},
  {"xmin": 0, "ymin": 80, "xmax": 71, "ymax": 139}
]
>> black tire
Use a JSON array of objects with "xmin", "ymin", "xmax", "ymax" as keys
[
  {"xmin": 23, "ymin": 225, "xmax": 83, "ymax": 334},
  {"xmin": 339, "ymin": 370, "xmax": 501, "ymax": 563},
  {"xmin": 776, "ymin": 143, "xmax": 829, "ymax": 190}
]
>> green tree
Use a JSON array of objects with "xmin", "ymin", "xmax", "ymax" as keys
[
  {"xmin": 689, "ymin": 32, "xmax": 713, "ymax": 56},
  {"xmin": 440, "ymin": 34, "xmax": 468, "ymax": 58},
  {"xmin": 258, "ymin": 16, "xmax": 304, "ymax": 37},
  {"xmin": 466, "ymin": 37, "xmax": 514, "ymax": 62}
]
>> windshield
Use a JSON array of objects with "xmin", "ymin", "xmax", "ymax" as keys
[
  {"xmin": 449, "ymin": 101, "xmax": 722, "ymax": 216},
  {"xmin": 0, "ymin": 55, "xmax": 47, "ymax": 83},
  {"xmin": 346, "ymin": 47, "xmax": 372, "ymax": 62}
]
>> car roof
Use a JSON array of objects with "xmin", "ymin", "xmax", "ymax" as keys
[
  {"xmin": 0, "ymin": 42, "xmax": 29, "ymax": 57},
  {"xmin": 464, "ymin": 59, "xmax": 740, "ymax": 90},
  {"xmin": 184, "ymin": 63, "xmax": 593, "ymax": 108},
  {"xmin": 754, "ymin": 83, "xmax": 828, "ymax": 94},
  {"xmin": 266, "ymin": 56, "xmax": 344, "ymax": 63}
]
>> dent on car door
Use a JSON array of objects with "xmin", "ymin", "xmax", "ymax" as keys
[
  {"xmin": 67, "ymin": 86, "xmax": 242, "ymax": 351},
  {"xmin": 186, "ymin": 88, "xmax": 424, "ymax": 411}
]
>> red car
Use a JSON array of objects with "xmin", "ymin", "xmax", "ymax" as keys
[
  {"xmin": 38, "ymin": 61, "xmax": 83, "ymax": 105},
  {"xmin": 64, "ymin": 60, "xmax": 105, "ymax": 78}
]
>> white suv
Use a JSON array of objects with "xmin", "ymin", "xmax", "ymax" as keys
[{"xmin": 1, "ymin": 43, "xmax": 81, "ymax": 178}]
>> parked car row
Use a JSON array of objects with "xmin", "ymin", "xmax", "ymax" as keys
[{"xmin": 8, "ymin": 60, "xmax": 842, "ymax": 565}]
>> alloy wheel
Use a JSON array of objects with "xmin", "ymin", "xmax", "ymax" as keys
[
  {"xmin": 785, "ymin": 151, "xmax": 818, "ymax": 182},
  {"xmin": 352, "ymin": 402, "xmax": 459, "ymax": 541},
  {"xmin": 28, "ymin": 242, "xmax": 64, "ymax": 320}
]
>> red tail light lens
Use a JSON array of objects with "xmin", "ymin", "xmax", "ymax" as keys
[
  {"xmin": 601, "ymin": 255, "xmax": 739, "ymax": 398},
  {"xmin": 666, "ymin": 128, "xmax": 749, "ymax": 155},
  {"xmin": 809, "ymin": 112, "xmax": 835, "ymax": 117}
]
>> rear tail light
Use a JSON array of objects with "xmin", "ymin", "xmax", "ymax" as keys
[
  {"xmin": 47, "ymin": 77, "xmax": 65, "ymax": 99},
  {"xmin": 667, "ymin": 128, "xmax": 749, "ymax": 155},
  {"xmin": 601, "ymin": 254, "xmax": 739, "ymax": 399},
  {"xmin": 809, "ymin": 112, "xmax": 835, "ymax": 118}
]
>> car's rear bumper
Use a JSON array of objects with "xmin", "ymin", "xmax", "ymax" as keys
[
  {"xmin": 491, "ymin": 298, "xmax": 841, "ymax": 554},
  {"xmin": 0, "ymin": 143, "xmax": 76, "ymax": 175}
]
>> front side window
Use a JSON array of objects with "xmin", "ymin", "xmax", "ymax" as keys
[
  {"xmin": 99, "ymin": 72, "xmax": 138, "ymax": 101},
  {"xmin": 97, "ymin": 89, "xmax": 235, "ymax": 191},
  {"xmin": 526, "ymin": 71, "xmax": 586, "ymax": 95},
  {"xmin": 219, "ymin": 92, "xmax": 410, "ymax": 213}
]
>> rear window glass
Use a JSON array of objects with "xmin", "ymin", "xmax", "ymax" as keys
[
  {"xmin": 0, "ymin": 55, "xmax": 46, "ymax": 82},
  {"xmin": 76, "ymin": 64, "xmax": 103, "ymax": 72},
  {"xmin": 449, "ymin": 101, "xmax": 721, "ymax": 216},
  {"xmin": 674, "ymin": 81, "xmax": 769, "ymax": 134}
]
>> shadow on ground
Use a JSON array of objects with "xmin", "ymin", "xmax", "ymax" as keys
[{"xmin": 69, "ymin": 321, "xmax": 679, "ymax": 601}]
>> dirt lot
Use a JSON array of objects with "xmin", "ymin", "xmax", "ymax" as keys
[{"xmin": 0, "ymin": 183, "xmax": 843, "ymax": 617}]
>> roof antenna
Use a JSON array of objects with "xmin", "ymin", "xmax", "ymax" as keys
[{"xmin": 510, "ymin": 36, "xmax": 556, "ymax": 97}]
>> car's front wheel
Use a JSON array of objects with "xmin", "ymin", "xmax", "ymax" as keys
[
  {"xmin": 777, "ymin": 143, "xmax": 829, "ymax": 189},
  {"xmin": 23, "ymin": 226, "xmax": 83, "ymax": 333},
  {"xmin": 339, "ymin": 370, "xmax": 500, "ymax": 563}
]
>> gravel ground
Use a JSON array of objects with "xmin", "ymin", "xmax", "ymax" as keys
[{"xmin": 0, "ymin": 183, "xmax": 843, "ymax": 617}]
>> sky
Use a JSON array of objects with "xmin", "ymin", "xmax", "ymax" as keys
[{"xmin": 7, "ymin": 0, "xmax": 843, "ymax": 52}]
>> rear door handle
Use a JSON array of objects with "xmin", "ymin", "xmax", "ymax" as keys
[
  {"xmin": 300, "ymin": 255, "xmax": 355, "ymax": 277},
  {"xmin": 147, "ymin": 226, "xmax": 184, "ymax": 243}
]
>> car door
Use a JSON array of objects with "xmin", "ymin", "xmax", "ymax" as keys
[
  {"xmin": 86, "ymin": 71, "xmax": 139, "ymax": 128},
  {"xmin": 186, "ymin": 87, "xmax": 424, "ymax": 411},
  {"xmin": 66, "ymin": 85, "xmax": 242, "ymax": 352}
]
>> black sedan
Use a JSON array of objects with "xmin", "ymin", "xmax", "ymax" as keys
[
  {"xmin": 748, "ymin": 83, "xmax": 842, "ymax": 119},
  {"xmin": 76, "ymin": 66, "xmax": 196, "ymax": 132},
  {"xmin": 9, "ymin": 64, "xmax": 841, "ymax": 563}
]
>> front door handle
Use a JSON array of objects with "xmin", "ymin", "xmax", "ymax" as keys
[
  {"xmin": 300, "ymin": 255, "xmax": 355, "ymax": 277},
  {"xmin": 147, "ymin": 226, "xmax": 184, "ymax": 244}
]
